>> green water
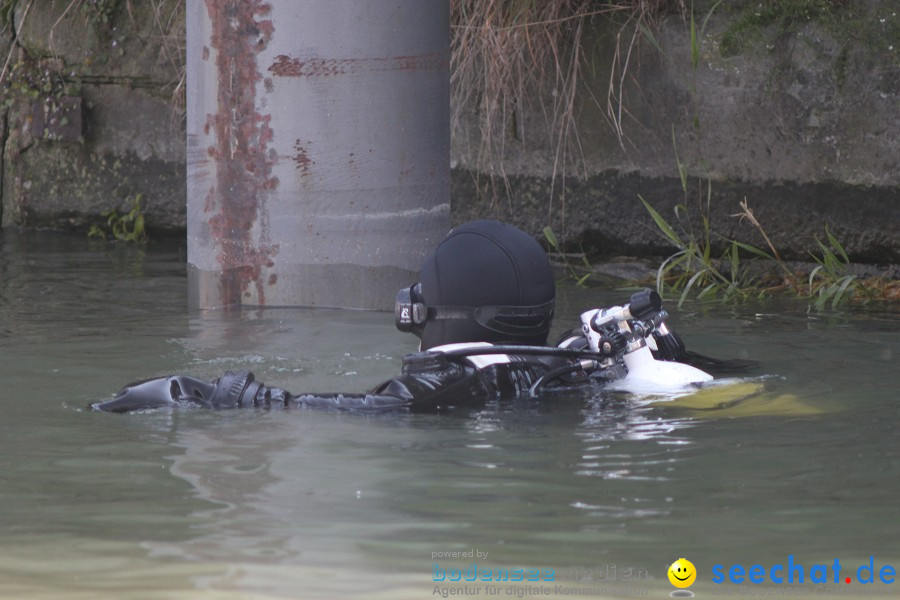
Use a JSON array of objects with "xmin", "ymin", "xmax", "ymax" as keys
[{"xmin": 0, "ymin": 231, "xmax": 897, "ymax": 599}]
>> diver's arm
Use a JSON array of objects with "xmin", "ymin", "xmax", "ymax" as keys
[
  {"xmin": 289, "ymin": 392, "xmax": 410, "ymax": 411},
  {"xmin": 293, "ymin": 358, "xmax": 490, "ymax": 413},
  {"xmin": 92, "ymin": 372, "xmax": 419, "ymax": 413},
  {"xmin": 93, "ymin": 354, "xmax": 491, "ymax": 413},
  {"xmin": 90, "ymin": 374, "xmax": 414, "ymax": 413},
  {"xmin": 91, "ymin": 371, "xmax": 291, "ymax": 413}
]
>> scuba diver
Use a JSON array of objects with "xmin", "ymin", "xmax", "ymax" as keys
[{"xmin": 93, "ymin": 220, "xmax": 750, "ymax": 414}]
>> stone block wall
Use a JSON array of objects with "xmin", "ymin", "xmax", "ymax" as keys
[
  {"xmin": 1, "ymin": 1, "xmax": 897, "ymax": 264},
  {"xmin": 450, "ymin": 3, "xmax": 899, "ymax": 262},
  {"xmin": 0, "ymin": 0, "xmax": 184, "ymax": 232}
]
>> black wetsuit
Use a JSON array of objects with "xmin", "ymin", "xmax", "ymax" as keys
[
  {"xmin": 93, "ymin": 317, "xmax": 750, "ymax": 414},
  {"xmin": 92, "ymin": 347, "xmax": 576, "ymax": 413},
  {"xmin": 297, "ymin": 350, "xmax": 568, "ymax": 412}
]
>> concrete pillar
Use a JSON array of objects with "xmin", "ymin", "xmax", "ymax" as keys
[{"xmin": 187, "ymin": 0, "xmax": 450, "ymax": 310}]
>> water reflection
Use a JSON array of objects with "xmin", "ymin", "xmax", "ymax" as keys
[
  {"xmin": 0, "ymin": 231, "xmax": 187, "ymax": 342},
  {"xmin": 1, "ymin": 230, "xmax": 898, "ymax": 599}
]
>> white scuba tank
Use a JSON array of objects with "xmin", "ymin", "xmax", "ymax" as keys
[
  {"xmin": 580, "ymin": 307, "xmax": 712, "ymax": 395},
  {"xmin": 620, "ymin": 344, "xmax": 712, "ymax": 390}
]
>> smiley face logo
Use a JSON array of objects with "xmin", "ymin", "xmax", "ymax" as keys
[{"xmin": 668, "ymin": 558, "xmax": 696, "ymax": 588}]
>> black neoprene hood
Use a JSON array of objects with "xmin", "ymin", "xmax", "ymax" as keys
[{"xmin": 416, "ymin": 220, "xmax": 556, "ymax": 350}]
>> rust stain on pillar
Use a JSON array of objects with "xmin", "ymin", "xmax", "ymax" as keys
[
  {"xmin": 267, "ymin": 52, "xmax": 448, "ymax": 78},
  {"xmin": 203, "ymin": 0, "xmax": 279, "ymax": 307}
]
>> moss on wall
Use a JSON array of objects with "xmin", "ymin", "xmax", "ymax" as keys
[
  {"xmin": 0, "ymin": 0, "xmax": 896, "ymax": 264},
  {"xmin": 0, "ymin": 0, "xmax": 184, "ymax": 231}
]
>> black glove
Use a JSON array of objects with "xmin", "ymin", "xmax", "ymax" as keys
[{"xmin": 92, "ymin": 371, "xmax": 291, "ymax": 412}]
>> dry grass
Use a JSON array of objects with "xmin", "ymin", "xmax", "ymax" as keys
[
  {"xmin": 3, "ymin": 0, "xmax": 185, "ymax": 117},
  {"xmin": 147, "ymin": 0, "xmax": 186, "ymax": 121},
  {"xmin": 450, "ymin": 0, "xmax": 682, "ymax": 208},
  {"xmin": 7, "ymin": 0, "xmax": 672, "ymax": 193},
  {"xmin": 0, "ymin": 0, "xmax": 33, "ymax": 87}
]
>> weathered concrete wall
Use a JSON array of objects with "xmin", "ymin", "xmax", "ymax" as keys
[
  {"xmin": 0, "ymin": 0, "xmax": 184, "ymax": 232},
  {"xmin": 451, "ymin": 3, "xmax": 899, "ymax": 262},
  {"xmin": 1, "ymin": 1, "xmax": 897, "ymax": 265}
]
